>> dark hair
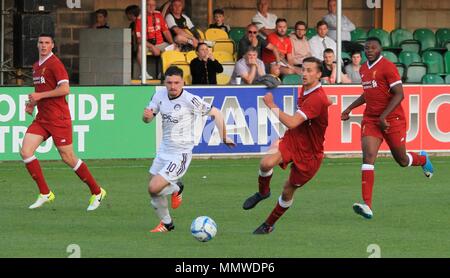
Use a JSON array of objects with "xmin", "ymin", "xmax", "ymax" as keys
[
  {"xmin": 125, "ymin": 5, "xmax": 140, "ymax": 17},
  {"xmin": 38, "ymin": 33, "xmax": 55, "ymax": 43},
  {"xmin": 165, "ymin": 66, "xmax": 184, "ymax": 78},
  {"xmin": 303, "ymin": 57, "xmax": 323, "ymax": 74},
  {"xmin": 95, "ymin": 9, "xmax": 108, "ymax": 17},
  {"xmin": 295, "ymin": 21, "xmax": 307, "ymax": 29},
  {"xmin": 246, "ymin": 46, "xmax": 258, "ymax": 54},
  {"xmin": 323, "ymin": 48, "xmax": 335, "ymax": 55},
  {"xmin": 351, "ymin": 50, "xmax": 362, "ymax": 57},
  {"xmin": 196, "ymin": 42, "xmax": 208, "ymax": 52},
  {"xmin": 366, "ymin": 36, "xmax": 382, "ymax": 46},
  {"xmin": 316, "ymin": 20, "xmax": 328, "ymax": 29},
  {"xmin": 213, "ymin": 8, "xmax": 224, "ymax": 15},
  {"xmin": 276, "ymin": 18, "xmax": 288, "ymax": 25}
]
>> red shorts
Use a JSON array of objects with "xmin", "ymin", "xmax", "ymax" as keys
[
  {"xmin": 361, "ymin": 117, "xmax": 406, "ymax": 149},
  {"xmin": 26, "ymin": 120, "xmax": 73, "ymax": 147},
  {"xmin": 278, "ymin": 140, "xmax": 323, "ymax": 186}
]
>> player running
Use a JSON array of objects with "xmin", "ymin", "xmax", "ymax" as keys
[
  {"xmin": 242, "ymin": 57, "xmax": 331, "ymax": 234},
  {"xmin": 341, "ymin": 37, "xmax": 434, "ymax": 219},
  {"xmin": 22, "ymin": 33, "xmax": 106, "ymax": 211},
  {"xmin": 142, "ymin": 66, "xmax": 235, "ymax": 233}
]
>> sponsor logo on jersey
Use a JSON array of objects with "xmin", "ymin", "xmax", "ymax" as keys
[{"xmin": 162, "ymin": 113, "xmax": 179, "ymax": 123}]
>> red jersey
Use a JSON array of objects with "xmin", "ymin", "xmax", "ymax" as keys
[
  {"xmin": 32, "ymin": 53, "xmax": 71, "ymax": 127},
  {"xmin": 282, "ymin": 84, "xmax": 329, "ymax": 160},
  {"xmin": 135, "ymin": 11, "xmax": 169, "ymax": 45},
  {"xmin": 359, "ymin": 56, "xmax": 405, "ymax": 121},
  {"xmin": 263, "ymin": 33, "xmax": 292, "ymax": 64}
]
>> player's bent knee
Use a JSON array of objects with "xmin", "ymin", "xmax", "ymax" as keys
[{"xmin": 20, "ymin": 148, "xmax": 33, "ymax": 159}]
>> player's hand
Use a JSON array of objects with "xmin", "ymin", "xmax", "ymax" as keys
[
  {"xmin": 379, "ymin": 117, "xmax": 390, "ymax": 131},
  {"xmin": 143, "ymin": 108, "xmax": 154, "ymax": 123},
  {"xmin": 263, "ymin": 92, "xmax": 275, "ymax": 109},
  {"xmin": 28, "ymin": 93, "xmax": 42, "ymax": 103},
  {"xmin": 341, "ymin": 109, "xmax": 351, "ymax": 121},
  {"xmin": 25, "ymin": 101, "xmax": 35, "ymax": 116},
  {"xmin": 223, "ymin": 137, "xmax": 236, "ymax": 148}
]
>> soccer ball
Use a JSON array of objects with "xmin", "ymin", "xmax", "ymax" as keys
[{"xmin": 190, "ymin": 216, "xmax": 217, "ymax": 242}]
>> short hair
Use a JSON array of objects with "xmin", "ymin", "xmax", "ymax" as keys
[
  {"xmin": 246, "ymin": 46, "xmax": 258, "ymax": 54},
  {"xmin": 125, "ymin": 5, "xmax": 140, "ymax": 17},
  {"xmin": 316, "ymin": 20, "xmax": 328, "ymax": 29},
  {"xmin": 366, "ymin": 36, "xmax": 382, "ymax": 46},
  {"xmin": 323, "ymin": 48, "xmax": 335, "ymax": 55},
  {"xmin": 38, "ymin": 33, "xmax": 55, "ymax": 43},
  {"xmin": 95, "ymin": 9, "xmax": 108, "ymax": 17},
  {"xmin": 165, "ymin": 66, "xmax": 184, "ymax": 78},
  {"xmin": 213, "ymin": 8, "xmax": 224, "ymax": 15},
  {"xmin": 303, "ymin": 57, "xmax": 323, "ymax": 74},
  {"xmin": 276, "ymin": 18, "xmax": 288, "ymax": 25},
  {"xmin": 196, "ymin": 42, "xmax": 208, "ymax": 52},
  {"xmin": 351, "ymin": 50, "xmax": 362, "ymax": 57},
  {"xmin": 295, "ymin": 21, "xmax": 307, "ymax": 29}
]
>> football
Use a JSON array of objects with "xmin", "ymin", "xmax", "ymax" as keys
[{"xmin": 190, "ymin": 216, "xmax": 217, "ymax": 242}]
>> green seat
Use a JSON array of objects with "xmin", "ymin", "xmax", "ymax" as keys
[
  {"xmin": 436, "ymin": 28, "xmax": 450, "ymax": 48},
  {"xmin": 422, "ymin": 50, "xmax": 444, "ymax": 74},
  {"xmin": 287, "ymin": 27, "xmax": 294, "ymax": 35},
  {"xmin": 282, "ymin": 74, "xmax": 302, "ymax": 85},
  {"xmin": 395, "ymin": 63, "xmax": 406, "ymax": 81},
  {"xmin": 360, "ymin": 51, "xmax": 367, "ymax": 65},
  {"xmin": 382, "ymin": 51, "xmax": 398, "ymax": 63},
  {"xmin": 367, "ymin": 28, "xmax": 391, "ymax": 48},
  {"xmin": 413, "ymin": 28, "xmax": 436, "ymax": 52},
  {"xmin": 446, "ymin": 75, "xmax": 450, "ymax": 84},
  {"xmin": 406, "ymin": 64, "xmax": 427, "ymax": 83},
  {"xmin": 422, "ymin": 74, "xmax": 445, "ymax": 84},
  {"xmin": 445, "ymin": 51, "xmax": 450, "ymax": 73},
  {"xmin": 229, "ymin": 28, "xmax": 245, "ymax": 45},
  {"xmin": 399, "ymin": 51, "xmax": 422, "ymax": 67},
  {"xmin": 391, "ymin": 29, "xmax": 413, "ymax": 47},
  {"xmin": 351, "ymin": 28, "xmax": 367, "ymax": 42},
  {"xmin": 306, "ymin": 28, "xmax": 316, "ymax": 40}
]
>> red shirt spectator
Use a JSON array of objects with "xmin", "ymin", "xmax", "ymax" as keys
[
  {"xmin": 262, "ymin": 32, "xmax": 292, "ymax": 64},
  {"xmin": 135, "ymin": 11, "xmax": 169, "ymax": 45}
]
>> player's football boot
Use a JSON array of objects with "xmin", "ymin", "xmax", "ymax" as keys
[
  {"xmin": 352, "ymin": 203, "xmax": 373, "ymax": 219},
  {"xmin": 28, "ymin": 191, "xmax": 55, "ymax": 209},
  {"xmin": 87, "ymin": 188, "xmax": 107, "ymax": 211},
  {"xmin": 243, "ymin": 192, "xmax": 271, "ymax": 210},
  {"xmin": 150, "ymin": 221, "xmax": 175, "ymax": 233},
  {"xmin": 253, "ymin": 222, "xmax": 274, "ymax": 234},
  {"xmin": 420, "ymin": 151, "xmax": 434, "ymax": 178},
  {"xmin": 171, "ymin": 181, "xmax": 184, "ymax": 209}
]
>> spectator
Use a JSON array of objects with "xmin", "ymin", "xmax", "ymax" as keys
[
  {"xmin": 165, "ymin": 0, "xmax": 201, "ymax": 51},
  {"xmin": 252, "ymin": 0, "xmax": 277, "ymax": 39},
  {"xmin": 94, "ymin": 9, "xmax": 109, "ymax": 29},
  {"xmin": 263, "ymin": 18, "xmax": 301, "ymax": 76},
  {"xmin": 321, "ymin": 48, "xmax": 351, "ymax": 84},
  {"xmin": 308, "ymin": 20, "xmax": 336, "ymax": 61},
  {"xmin": 125, "ymin": 5, "xmax": 141, "ymax": 59},
  {"xmin": 238, "ymin": 23, "xmax": 280, "ymax": 61},
  {"xmin": 135, "ymin": 0, "xmax": 174, "ymax": 79},
  {"xmin": 344, "ymin": 50, "xmax": 362, "ymax": 83},
  {"xmin": 323, "ymin": 0, "xmax": 363, "ymax": 53},
  {"xmin": 209, "ymin": 8, "xmax": 230, "ymax": 33},
  {"xmin": 289, "ymin": 21, "xmax": 312, "ymax": 67},
  {"xmin": 190, "ymin": 43, "xmax": 223, "ymax": 85},
  {"xmin": 231, "ymin": 47, "xmax": 266, "ymax": 85}
]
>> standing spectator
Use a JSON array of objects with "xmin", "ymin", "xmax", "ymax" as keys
[
  {"xmin": 231, "ymin": 47, "xmax": 266, "ymax": 85},
  {"xmin": 238, "ymin": 23, "xmax": 280, "ymax": 61},
  {"xmin": 323, "ymin": 0, "xmax": 363, "ymax": 53},
  {"xmin": 93, "ymin": 9, "xmax": 109, "ymax": 29},
  {"xmin": 252, "ymin": 0, "xmax": 277, "ymax": 39},
  {"xmin": 321, "ymin": 48, "xmax": 351, "ymax": 84},
  {"xmin": 290, "ymin": 21, "xmax": 312, "ymax": 67},
  {"xmin": 125, "ymin": 5, "xmax": 141, "ymax": 60},
  {"xmin": 209, "ymin": 8, "xmax": 230, "ymax": 33},
  {"xmin": 165, "ymin": 0, "xmax": 201, "ymax": 51},
  {"xmin": 135, "ymin": 0, "xmax": 174, "ymax": 79},
  {"xmin": 344, "ymin": 50, "xmax": 362, "ymax": 83},
  {"xmin": 190, "ymin": 43, "xmax": 223, "ymax": 85},
  {"xmin": 309, "ymin": 20, "xmax": 336, "ymax": 61}
]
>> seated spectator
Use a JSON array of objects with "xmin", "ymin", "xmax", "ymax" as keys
[
  {"xmin": 135, "ymin": 0, "xmax": 174, "ymax": 79},
  {"xmin": 231, "ymin": 47, "xmax": 266, "ymax": 85},
  {"xmin": 93, "ymin": 9, "xmax": 110, "ymax": 29},
  {"xmin": 321, "ymin": 48, "xmax": 351, "ymax": 84},
  {"xmin": 252, "ymin": 0, "xmax": 277, "ymax": 39},
  {"xmin": 209, "ymin": 8, "xmax": 230, "ymax": 33},
  {"xmin": 125, "ymin": 5, "xmax": 141, "ymax": 59},
  {"xmin": 238, "ymin": 23, "xmax": 280, "ymax": 60},
  {"xmin": 344, "ymin": 50, "xmax": 362, "ymax": 83},
  {"xmin": 309, "ymin": 20, "xmax": 336, "ymax": 61},
  {"xmin": 165, "ymin": 0, "xmax": 201, "ymax": 51},
  {"xmin": 263, "ymin": 18, "xmax": 301, "ymax": 76},
  {"xmin": 190, "ymin": 43, "xmax": 223, "ymax": 85},
  {"xmin": 323, "ymin": 0, "xmax": 363, "ymax": 53},
  {"xmin": 289, "ymin": 21, "xmax": 312, "ymax": 67}
]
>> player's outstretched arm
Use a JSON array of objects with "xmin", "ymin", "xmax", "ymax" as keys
[
  {"xmin": 208, "ymin": 107, "xmax": 236, "ymax": 148},
  {"xmin": 341, "ymin": 94, "xmax": 366, "ymax": 121},
  {"xmin": 263, "ymin": 92, "xmax": 306, "ymax": 129},
  {"xmin": 28, "ymin": 82, "xmax": 70, "ymax": 103},
  {"xmin": 142, "ymin": 108, "xmax": 155, "ymax": 124}
]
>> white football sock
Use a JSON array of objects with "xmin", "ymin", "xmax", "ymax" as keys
[{"xmin": 151, "ymin": 196, "xmax": 172, "ymax": 224}]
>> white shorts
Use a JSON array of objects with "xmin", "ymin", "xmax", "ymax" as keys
[{"xmin": 149, "ymin": 152, "xmax": 192, "ymax": 186}]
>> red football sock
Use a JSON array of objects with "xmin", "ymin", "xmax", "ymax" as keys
[
  {"xmin": 24, "ymin": 156, "xmax": 50, "ymax": 195},
  {"xmin": 265, "ymin": 199, "xmax": 290, "ymax": 226},
  {"xmin": 408, "ymin": 152, "xmax": 426, "ymax": 166},
  {"xmin": 258, "ymin": 170, "xmax": 272, "ymax": 196},
  {"xmin": 362, "ymin": 164, "xmax": 375, "ymax": 209},
  {"xmin": 74, "ymin": 160, "xmax": 101, "ymax": 195}
]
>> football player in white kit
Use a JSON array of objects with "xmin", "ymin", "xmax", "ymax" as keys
[{"xmin": 143, "ymin": 66, "xmax": 235, "ymax": 232}]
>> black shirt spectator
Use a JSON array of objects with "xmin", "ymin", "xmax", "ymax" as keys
[{"xmin": 190, "ymin": 43, "xmax": 224, "ymax": 84}]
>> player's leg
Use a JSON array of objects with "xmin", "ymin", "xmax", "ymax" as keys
[
  {"xmin": 148, "ymin": 174, "xmax": 175, "ymax": 232},
  {"xmin": 243, "ymin": 140, "xmax": 283, "ymax": 210}
]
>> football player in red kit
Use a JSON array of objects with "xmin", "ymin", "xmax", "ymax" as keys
[
  {"xmin": 341, "ymin": 37, "xmax": 434, "ymax": 219},
  {"xmin": 243, "ymin": 57, "xmax": 331, "ymax": 234},
  {"xmin": 21, "ymin": 33, "xmax": 106, "ymax": 211}
]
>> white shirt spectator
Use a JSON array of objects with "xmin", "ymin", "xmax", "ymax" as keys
[
  {"xmin": 323, "ymin": 13, "xmax": 356, "ymax": 42},
  {"xmin": 252, "ymin": 11, "xmax": 277, "ymax": 38},
  {"xmin": 230, "ymin": 57, "xmax": 266, "ymax": 84},
  {"xmin": 309, "ymin": 35, "xmax": 336, "ymax": 61},
  {"xmin": 165, "ymin": 13, "xmax": 194, "ymax": 30}
]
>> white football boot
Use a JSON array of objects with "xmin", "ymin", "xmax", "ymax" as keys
[
  {"xmin": 29, "ymin": 191, "xmax": 55, "ymax": 209},
  {"xmin": 352, "ymin": 203, "xmax": 373, "ymax": 219}
]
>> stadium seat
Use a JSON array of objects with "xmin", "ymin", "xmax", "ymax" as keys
[
  {"xmin": 197, "ymin": 29, "xmax": 205, "ymax": 40},
  {"xmin": 395, "ymin": 63, "xmax": 406, "ymax": 82},
  {"xmin": 213, "ymin": 40, "xmax": 235, "ymax": 55},
  {"xmin": 446, "ymin": 75, "xmax": 450, "ymax": 84},
  {"xmin": 287, "ymin": 27, "xmax": 294, "ymax": 35},
  {"xmin": 382, "ymin": 51, "xmax": 398, "ymax": 63},
  {"xmin": 229, "ymin": 28, "xmax": 245, "ymax": 45},
  {"xmin": 406, "ymin": 64, "xmax": 427, "ymax": 83},
  {"xmin": 367, "ymin": 28, "xmax": 391, "ymax": 48},
  {"xmin": 413, "ymin": 28, "xmax": 436, "ymax": 52},
  {"xmin": 422, "ymin": 74, "xmax": 445, "ymax": 84},
  {"xmin": 205, "ymin": 28, "xmax": 229, "ymax": 40},
  {"xmin": 306, "ymin": 28, "xmax": 317, "ymax": 39},
  {"xmin": 282, "ymin": 74, "xmax": 302, "ymax": 85},
  {"xmin": 185, "ymin": 50, "xmax": 197, "ymax": 63},
  {"xmin": 360, "ymin": 51, "xmax": 367, "ymax": 65},
  {"xmin": 436, "ymin": 28, "xmax": 450, "ymax": 48},
  {"xmin": 422, "ymin": 50, "xmax": 445, "ymax": 74},
  {"xmin": 351, "ymin": 28, "xmax": 367, "ymax": 42},
  {"xmin": 174, "ymin": 62, "xmax": 191, "ymax": 85},
  {"xmin": 216, "ymin": 73, "xmax": 231, "ymax": 85},
  {"xmin": 445, "ymin": 51, "xmax": 450, "ymax": 73},
  {"xmin": 161, "ymin": 50, "xmax": 187, "ymax": 73},
  {"xmin": 399, "ymin": 51, "xmax": 422, "ymax": 67},
  {"xmin": 213, "ymin": 51, "xmax": 235, "ymax": 63}
]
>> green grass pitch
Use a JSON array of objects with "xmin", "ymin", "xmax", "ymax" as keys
[{"xmin": 1, "ymin": 157, "xmax": 449, "ymax": 258}]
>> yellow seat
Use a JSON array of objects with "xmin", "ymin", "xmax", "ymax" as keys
[
  {"xmin": 161, "ymin": 50, "xmax": 187, "ymax": 73},
  {"xmin": 216, "ymin": 73, "xmax": 231, "ymax": 85},
  {"xmin": 213, "ymin": 41, "xmax": 235, "ymax": 55},
  {"xmin": 213, "ymin": 51, "xmax": 235, "ymax": 63},
  {"xmin": 197, "ymin": 29, "xmax": 205, "ymax": 40},
  {"xmin": 171, "ymin": 62, "xmax": 191, "ymax": 85},
  {"xmin": 205, "ymin": 28, "xmax": 229, "ymax": 40},
  {"xmin": 186, "ymin": 51, "xmax": 198, "ymax": 63}
]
